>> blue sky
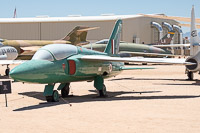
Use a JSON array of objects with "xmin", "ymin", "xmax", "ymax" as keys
[{"xmin": 0, "ymin": 0, "xmax": 200, "ymax": 32}]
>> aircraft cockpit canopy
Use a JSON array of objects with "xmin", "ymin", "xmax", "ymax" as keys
[{"xmin": 32, "ymin": 44, "xmax": 78, "ymax": 61}]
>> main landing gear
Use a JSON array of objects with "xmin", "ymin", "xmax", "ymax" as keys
[
  {"xmin": 187, "ymin": 71, "xmax": 194, "ymax": 80},
  {"xmin": 186, "ymin": 70, "xmax": 194, "ymax": 81},
  {"xmin": 98, "ymin": 84, "xmax": 107, "ymax": 97},
  {"xmin": 44, "ymin": 83, "xmax": 70, "ymax": 102},
  {"xmin": 43, "ymin": 76, "xmax": 108, "ymax": 102},
  {"xmin": 94, "ymin": 76, "xmax": 107, "ymax": 97},
  {"xmin": 61, "ymin": 83, "xmax": 70, "ymax": 98}
]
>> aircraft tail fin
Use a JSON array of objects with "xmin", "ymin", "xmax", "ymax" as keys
[
  {"xmin": 190, "ymin": 5, "xmax": 200, "ymax": 56},
  {"xmin": 104, "ymin": 19, "xmax": 122, "ymax": 55},
  {"xmin": 156, "ymin": 30, "xmax": 175, "ymax": 45},
  {"xmin": 62, "ymin": 26, "xmax": 98, "ymax": 45}
]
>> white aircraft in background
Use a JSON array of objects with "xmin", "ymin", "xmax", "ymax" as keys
[
  {"xmin": 0, "ymin": 44, "xmax": 18, "ymax": 60},
  {"xmin": 140, "ymin": 6, "xmax": 200, "ymax": 80},
  {"xmin": 0, "ymin": 43, "xmax": 23, "ymax": 75}
]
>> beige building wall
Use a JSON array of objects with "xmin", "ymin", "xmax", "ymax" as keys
[
  {"xmin": 0, "ymin": 23, "xmax": 40, "ymax": 40},
  {"xmin": 120, "ymin": 17, "xmax": 178, "ymax": 44},
  {"xmin": 0, "ymin": 16, "xmax": 179, "ymax": 44},
  {"xmin": 40, "ymin": 21, "xmax": 115, "ymax": 41}
]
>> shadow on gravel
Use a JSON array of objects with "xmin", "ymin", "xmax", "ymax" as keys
[{"xmin": 13, "ymin": 90, "xmax": 200, "ymax": 111}]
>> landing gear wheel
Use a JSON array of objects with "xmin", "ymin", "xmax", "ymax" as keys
[
  {"xmin": 98, "ymin": 84, "xmax": 107, "ymax": 97},
  {"xmin": 46, "ymin": 90, "xmax": 59, "ymax": 102},
  {"xmin": 5, "ymin": 68, "xmax": 10, "ymax": 76},
  {"xmin": 187, "ymin": 71, "xmax": 194, "ymax": 80},
  {"xmin": 61, "ymin": 83, "xmax": 70, "ymax": 98}
]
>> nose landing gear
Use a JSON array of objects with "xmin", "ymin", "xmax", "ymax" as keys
[
  {"xmin": 46, "ymin": 90, "xmax": 59, "ymax": 102},
  {"xmin": 5, "ymin": 65, "xmax": 10, "ymax": 76},
  {"xmin": 44, "ymin": 83, "xmax": 71, "ymax": 102}
]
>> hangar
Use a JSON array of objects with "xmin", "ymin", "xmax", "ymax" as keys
[{"xmin": 0, "ymin": 14, "xmax": 181, "ymax": 44}]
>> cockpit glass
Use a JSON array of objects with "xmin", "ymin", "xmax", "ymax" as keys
[
  {"xmin": 32, "ymin": 44, "xmax": 78, "ymax": 61},
  {"xmin": 32, "ymin": 49, "xmax": 54, "ymax": 61}
]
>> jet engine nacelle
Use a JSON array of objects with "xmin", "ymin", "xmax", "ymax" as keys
[{"xmin": 185, "ymin": 51, "xmax": 200, "ymax": 72}]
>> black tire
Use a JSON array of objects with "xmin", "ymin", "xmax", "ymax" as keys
[
  {"xmin": 5, "ymin": 68, "xmax": 10, "ymax": 76},
  {"xmin": 61, "ymin": 83, "xmax": 70, "ymax": 98},
  {"xmin": 46, "ymin": 90, "xmax": 59, "ymax": 102},
  {"xmin": 46, "ymin": 96, "xmax": 53, "ymax": 102},
  {"xmin": 187, "ymin": 72, "xmax": 194, "ymax": 80},
  {"xmin": 99, "ymin": 84, "xmax": 107, "ymax": 97},
  {"xmin": 142, "ymin": 63, "xmax": 147, "ymax": 65}
]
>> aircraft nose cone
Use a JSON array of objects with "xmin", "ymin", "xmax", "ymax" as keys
[
  {"xmin": 10, "ymin": 64, "xmax": 28, "ymax": 79},
  {"xmin": 150, "ymin": 46, "xmax": 166, "ymax": 54},
  {"xmin": 10, "ymin": 60, "xmax": 37, "ymax": 81},
  {"xmin": 155, "ymin": 47, "xmax": 165, "ymax": 53},
  {"xmin": 9, "ymin": 67, "xmax": 24, "ymax": 78},
  {"xmin": 10, "ymin": 60, "xmax": 54, "ymax": 83}
]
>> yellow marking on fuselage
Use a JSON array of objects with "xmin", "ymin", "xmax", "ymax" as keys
[{"xmin": 168, "ymin": 32, "xmax": 175, "ymax": 34}]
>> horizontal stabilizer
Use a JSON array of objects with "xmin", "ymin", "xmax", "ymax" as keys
[
  {"xmin": 63, "ymin": 26, "xmax": 98, "ymax": 45},
  {"xmin": 77, "ymin": 27, "xmax": 99, "ymax": 32}
]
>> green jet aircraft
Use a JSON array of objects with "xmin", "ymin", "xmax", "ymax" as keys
[
  {"xmin": 9, "ymin": 19, "xmax": 194, "ymax": 102},
  {"xmin": 82, "ymin": 40, "xmax": 172, "ymax": 58},
  {"xmin": 1, "ymin": 26, "xmax": 95, "ymax": 59},
  {"xmin": 82, "ymin": 30, "xmax": 175, "ymax": 57}
]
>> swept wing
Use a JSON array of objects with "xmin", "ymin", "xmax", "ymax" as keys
[
  {"xmin": 80, "ymin": 55, "xmax": 195, "ymax": 65},
  {"xmin": 119, "ymin": 51, "xmax": 174, "ymax": 57}
]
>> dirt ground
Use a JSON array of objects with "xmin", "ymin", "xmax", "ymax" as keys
[{"xmin": 0, "ymin": 64, "xmax": 200, "ymax": 133}]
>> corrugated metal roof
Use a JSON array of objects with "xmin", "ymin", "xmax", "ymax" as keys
[{"xmin": 0, "ymin": 15, "xmax": 143, "ymax": 23}]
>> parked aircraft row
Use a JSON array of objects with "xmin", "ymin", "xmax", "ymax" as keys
[
  {"xmin": 8, "ymin": 6, "xmax": 200, "ymax": 102},
  {"xmin": 83, "ymin": 30, "xmax": 175, "ymax": 57},
  {"xmin": 0, "ymin": 24, "xmax": 175, "ymax": 75},
  {"xmin": 0, "ymin": 26, "xmax": 98, "ymax": 75},
  {"xmin": 1, "ymin": 26, "xmax": 93, "ymax": 59}
]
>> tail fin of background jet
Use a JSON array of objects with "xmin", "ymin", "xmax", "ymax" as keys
[
  {"xmin": 104, "ymin": 19, "xmax": 122, "ymax": 55},
  {"xmin": 155, "ymin": 30, "xmax": 175, "ymax": 45},
  {"xmin": 62, "ymin": 26, "xmax": 98, "ymax": 45},
  {"xmin": 190, "ymin": 5, "xmax": 200, "ymax": 56}
]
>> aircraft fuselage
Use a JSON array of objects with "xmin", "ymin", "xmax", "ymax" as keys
[
  {"xmin": 83, "ymin": 42, "xmax": 171, "ymax": 56},
  {"xmin": 10, "ymin": 44, "xmax": 123, "ymax": 84}
]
